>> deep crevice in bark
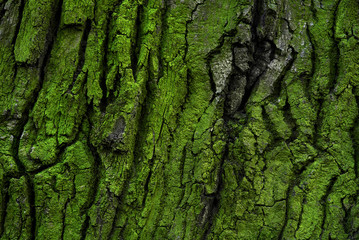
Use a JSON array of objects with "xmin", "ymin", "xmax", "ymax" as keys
[
  {"xmin": 26, "ymin": 175, "xmax": 36, "ymax": 240},
  {"xmin": 131, "ymin": 4, "xmax": 143, "ymax": 80},
  {"xmin": 329, "ymin": 0, "xmax": 341, "ymax": 93},
  {"xmin": 184, "ymin": 0, "xmax": 207, "ymax": 61},
  {"xmin": 319, "ymin": 175, "xmax": 339, "ymax": 239},
  {"xmin": 278, "ymin": 182, "xmax": 295, "ymax": 239},
  {"xmin": 80, "ymin": 215, "xmax": 90, "ymax": 240},
  {"xmin": 0, "ymin": 0, "xmax": 7, "ymax": 23},
  {"xmin": 107, "ymin": 198, "xmax": 121, "ymax": 240},
  {"xmin": 84, "ymin": 142, "xmax": 102, "ymax": 214},
  {"xmin": 157, "ymin": 0, "xmax": 168, "ymax": 82},
  {"xmin": 0, "ymin": 178, "xmax": 10, "ymax": 238},
  {"xmin": 201, "ymin": 141, "xmax": 228, "ymax": 240},
  {"xmin": 1, "ymin": 0, "xmax": 359, "ymax": 239},
  {"xmin": 11, "ymin": 0, "xmax": 24, "ymax": 46},
  {"xmin": 67, "ymin": 19, "xmax": 92, "ymax": 93},
  {"xmin": 99, "ymin": 14, "xmax": 111, "ymax": 112}
]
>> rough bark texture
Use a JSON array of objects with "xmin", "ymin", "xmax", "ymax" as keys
[{"xmin": 1, "ymin": 0, "xmax": 359, "ymax": 239}]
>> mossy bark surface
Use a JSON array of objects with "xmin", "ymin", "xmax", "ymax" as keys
[{"xmin": 1, "ymin": 0, "xmax": 359, "ymax": 239}]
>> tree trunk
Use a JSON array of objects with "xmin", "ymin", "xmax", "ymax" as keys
[{"xmin": 1, "ymin": 0, "xmax": 359, "ymax": 239}]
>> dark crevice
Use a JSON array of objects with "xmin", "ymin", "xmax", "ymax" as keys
[
  {"xmin": 309, "ymin": 0, "xmax": 318, "ymax": 20},
  {"xmin": 200, "ymin": 193, "xmax": 219, "ymax": 240},
  {"xmin": 319, "ymin": 175, "xmax": 339, "ymax": 239},
  {"xmin": 306, "ymin": 24, "xmax": 316, "ymax": 93},
  {"xmin": 329, "ymin": 0, "xmax": 341, "ymax": 94},
  {"xmin": 231, "ymin": 0, "xmax": 280, "ymax": 114},
  {"xmin": 236, "ymin": 40, "xmax": 274, "ymax": 112},
  {"xmin": 177, "ymin": 145, "xmax": 187, "ymax": 203},
  {"xmin": 80, "ymin": 215, "xmax": 90, "ymax": 240},
  {"xmin": 106, "ymin": 68, "xmax": 121, "ymax": 105},
  {"xmin": 131, "ymin": 4, "xmax": 143, "ymax": 80},
  {"xmin": 294, "ymin": 157, "xmax": 316, "ymax": 176},
  {"xmin": 132, "ymin": 59, "xmax": 155, "ymax": 209},
  {"xmin": 179, "ymin": 69, "xmax": 191, "ymax": 114},
  {"xmin": 260, "ymin": 106, "xmax": 279, "ymax": 151},
  {"xmin": 11, "ymin": 0, "xmax": 25, "ymax": 45},
  {"xmin": 26, "ymin": 175, "xmax": 36, "ymax": 240},
  {"xmin": 83, "ymin": 142, "xmax": 102, "ymax": 214},
  {"xmin": 67, "ymin": 19, "xmax": 92, "ymax": 94},
  {"xmin": 283, "ymin": 97, "xmax": 299, "ymax": 144},
  {"xmin": 99, "ymin": 14, "xmax": 111, "ymax": 112},
  {"xmin": 312, "ymin": 102, "xmax": 324, "ymax": 150},
  {"xmin": 29, "ymin": 163, "xmax": 57, "ymax": 175},
  {"xmin": 0, "ymin": 3, "xmax": 4, "ymax": 21},
  {"xmin": 278, "ymin": 183, "xmax": 295, "ymax": 240},
  {"xmin": 295, "ymin": 196, "xmax": 306, "ymax": 235},
  {"xmin": 0, "ymin": 0, "xmax": 9, "ymax": 23},
  {"xmin": 0, "ymin": 178, "xmax": 10, "ymax": 238},
  {"xmin": 117, "ymin": 218, "xmax": 128, "ymax": 240},
  {"xmin": 341, "ymin": 197, "xmax": 350, "ymax": 235},
  {"xmin": 349, "ymin": 193, "xmax": 359, "ymax": 239},
  {"xmin": 206, "ymin": 59, "xmax": 217, "ymax": 101},
  {"xmin": 184, "ymin": 0, "xmax": 206, "ymax": 61},
  {"xmin": 201, "ymin": 136, "xmax": 229, "ymax": 240},
  {"xmin": 157, "ymin": 0, "xmax": 168, "ymax": 82},
  {"xmin": 272, "ymin": 46, "xmax": 297, "ymax": 99},
  {"xmin": 107, "ymin": 200, "xmax": 121, "ymax": 240},
  {"xmin": 352, "ymin": 96, "xmax": 359, "ymax": 178},
  {"xmin": 60, "ymin": 199, "xmax": 70, "ymax": 240},
  {"xmin": 282, "ymin": 17, "xmax": 294, "ymax": 34},
  {"xmin": 142, "ymin": 169, "xmax": 152, "ymax": 207},
  {"xmin": 224, "ymin": 42, "xmax": 248, "ymax": 117},
  {"xmin": 251, "ymin": 0, "xmax": 263, "ymax": 40}
]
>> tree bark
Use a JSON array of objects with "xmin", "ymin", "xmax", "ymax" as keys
[{"xmin": 1, "ymin": 0, "xmax": 359, "ymax": 239}]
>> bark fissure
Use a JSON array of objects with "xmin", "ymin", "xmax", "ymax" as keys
[
  {"xmin": 99, "ymin": 14, "xmax": 111, "ymax": 112},
  {"xmin": 330, "ymin": 0, "xmax": 341, "ymax": 93},
  {"xmin": 67, "ymin": 19, "xmax": 92, "ymax": 94},
  {"xmin": 278, "ymin": 183, "xmax": 294, "ymax": 240},
  {"xmin": 11, "ymin": 0, "xmax": 24, "ymax": 46},
  {"xmin": 1, "ymin": 0, "xmax": 359, "ymax": 239},
  {"xmin": 184, "ymin": 0, "xmax": 207, "ymax": 61},
  {"xmin": 79, "ymin": 215, "xmax": 90, "ymax": 240},
  {"xmin": 0, "ymin": 0, "xmax": 8, "ymax": 23},
  {"xmin": 319, "ymin": 176, "xmax": 339, "ymax": 239},
  {"xmin": 60, "ymin": 199, "xmax": 70, "ymax": 240},
  {"xmin": 0, "ymin": 178, "xmax": 10, "ymax": 238},
  {"xmin": 27, "ymin": 175, "xmax": 36, "ymax": 240},
  {"xmin": 131, "ymin": 4, "xmax": 143, "ymax": 80}
]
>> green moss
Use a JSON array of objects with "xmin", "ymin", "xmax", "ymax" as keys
[
  {"xmin": 62, "ymin": 0, "xmax": 94, "ymax": 25},
  {"xmin": 2, "ymin": 177, "xmax": 31, "ymax": 240},
  {"xmin": 1, "ymin": 0, "xmax": 359, "ymax": 239},
  {"xmin": 14, "ymin": 0, "xmax": 58, "ymax": 64},
  {"xmin": 34, "ymin": 138, "xmax": 94, "ymax": 239}
]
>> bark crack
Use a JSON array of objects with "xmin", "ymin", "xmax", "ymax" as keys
[
  {"xmin": 99, "ymin": 13, "xmax": 111, "ymax": 112},
  {"xmin": 319, "ymin": 175, "xmax": 339, "ymax": 239},
  {"xmin": 11, "ymin": 0, "xmax": 25, "ymax": 46},
  {"xmin": 67, "ymin": 19, "xmax": 92, "ymax": 94},
  {"xmin": 131, "ymin": 4, "xmax": 143, "ymax": 80},
  {"xmin": 0, "ymin": 179, "xmax": 10, "ymax": 238},
  {"xmin": 184, "ymin": 0, "xmax": 207, "ymax": 62}
]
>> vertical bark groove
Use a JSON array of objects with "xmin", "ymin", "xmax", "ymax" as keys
[{"xmin": 1, "ymin": 0, "xmax": 359, "ymax": 239}]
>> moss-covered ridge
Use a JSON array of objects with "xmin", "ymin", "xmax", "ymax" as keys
[{"xmin": 0, "ymin": 0, "xmax": 359, "ymax": 239}]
